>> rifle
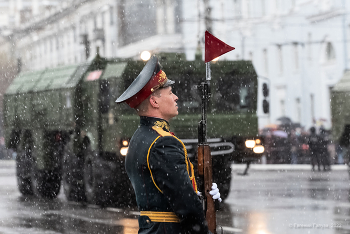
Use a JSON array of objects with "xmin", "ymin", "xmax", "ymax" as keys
[
  {"xmin": 197, "ymin": 62, "xmax": 216, "ymax": 234},
  {"xmin": 197, "ymin": 30, "xmax": 234, "ymax": 234}
]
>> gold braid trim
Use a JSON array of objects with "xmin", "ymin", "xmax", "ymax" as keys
[
  {"xmin": 147, "ymin": 130, "xmax": 198, "ymax": 194},
  {"xmin": 140, "ymin": 211, "xmax": 180, "ymax": 223},
  {"xmin": 147, "ymin": 136, "xmax": 163, "ymax": 193},
  {"xmin": 171, "ymin": 136, "xmax": 198, "ymax": 193}
]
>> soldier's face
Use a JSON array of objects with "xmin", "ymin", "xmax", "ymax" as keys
[{"xmin": 157, "ymin": 86, "xmax": 178, "ymax": 121}]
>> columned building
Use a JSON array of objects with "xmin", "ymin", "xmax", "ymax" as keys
[
  {"xmin": 2, "ymin": 0, "xmax": 348, "ymax": 131},
  {"xmin": 201, "ymin": 0, "xmax": 347, "ymax": 131}
]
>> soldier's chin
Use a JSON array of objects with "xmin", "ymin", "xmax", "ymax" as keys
[{"xmin": 172, "ymin": 112, "xmax": 179, "ymax": 118}]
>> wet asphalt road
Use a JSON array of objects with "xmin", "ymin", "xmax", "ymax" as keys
[
  {"xmin": 227, "ymin": 164, "xmax": 350, "ymax": 234},
  {"xmin": 1, "ymin": 160, "xmax": 350, "ymax": 233}
]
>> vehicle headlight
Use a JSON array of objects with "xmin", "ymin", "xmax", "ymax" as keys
[
  {"xmin": 245, "ymin": 140, "xmax": 256, "ymax": 148},
  {"xmin": 120, "ymin": 147, "xmax": 128, "ymax": 156},
  {"xmin": 253, "ymin": 145, "xmax": 264, "ymax": 154}
]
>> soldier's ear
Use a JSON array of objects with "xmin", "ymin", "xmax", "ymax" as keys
[{"xmin": 149, "ymin": 95, "xmax": 159, "ymax": 108}]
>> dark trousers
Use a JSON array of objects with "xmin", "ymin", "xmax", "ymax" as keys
[{"xmin": 310, "ymin": 151, "xmax": 320, "ymax": 171}]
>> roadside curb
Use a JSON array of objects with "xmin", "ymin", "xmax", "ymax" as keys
[
  {"xmin": 231, "ymin": 164, "xmax": 348, "ymax": 170},
  {"xmin": 0, "ymin": 160, "xmax": 15, "ymax": 167},
  {"xmin": 3, "ymin": 160, "xmax": 347, "ymax": 171}
]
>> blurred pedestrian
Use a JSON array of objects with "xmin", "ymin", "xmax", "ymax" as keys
[
  {"xmin": 336, "ymin": 144, "xmax": 344, "ymax": 164},
  {"xmin": 308, "ymin": 127, "xmax": 321, "ymax": 171},
  {"xmin": 339, "ymin": 125, "xmax": 350, "ymax": 166},
  {"xmin": 319, "ymin": 127, "xmax": 331, "ymax": 171},
  {"xmin": 289, "ymin": 130, "xmax": 300, "ymax": 164}
]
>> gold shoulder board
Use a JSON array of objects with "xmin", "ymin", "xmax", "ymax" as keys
[{"xmin": 152, "ymin": 126, "xmax": 172, "ymax": 137}]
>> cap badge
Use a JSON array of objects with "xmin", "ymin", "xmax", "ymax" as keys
[{"xmin": 151, "ymin": 70, "xmax": 168, "ymax": 92}]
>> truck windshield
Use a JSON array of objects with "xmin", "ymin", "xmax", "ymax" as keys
[{"xmin": 172, "ymin": 74, "xmax": 254, "ymax": 114}]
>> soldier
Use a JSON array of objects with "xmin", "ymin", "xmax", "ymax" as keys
[
  {"xmin": 339, "ymin": 125, "xmax": 350, "ymax": 168},
  {"xmin": 116, "ymin": 56, "xmax": 221, "ymax": 234}
]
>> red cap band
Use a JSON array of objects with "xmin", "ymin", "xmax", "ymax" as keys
[{"xmin": 125, "ymin": 70, "xmax": 168, "ymax": 108}]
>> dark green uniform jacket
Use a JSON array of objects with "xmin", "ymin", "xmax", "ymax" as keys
[{"xmin": 126, "ymin": 116, "xmax": 210, "ymax": 234}]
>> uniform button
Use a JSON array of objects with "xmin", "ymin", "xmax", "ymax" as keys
[{"xmin": 146, "ymin": 219, "xmax": 150, "ymax": 223}]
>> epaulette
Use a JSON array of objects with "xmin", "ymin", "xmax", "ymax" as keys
[{"xmin": 152, "ymin": 126, "xmax": 173, "ymax": 137}]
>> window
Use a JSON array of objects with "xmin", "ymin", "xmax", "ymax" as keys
[
  {"xmin": 321, "ymin": 0, "xmax": 332, "ymax": 11},
  {"xmin": 111, "ymin": 41, "xmax": 116, "ymax": 57},
  {"xmin": 292, "ymin": 0, "xmax": 296, "ymax": 8},
  {"xmin": 101, "ymin": 12, "xmax": 105, "ymax": 28},
  {"xmin": 280, "ymin": 99, "xmax": 285, "ymax": 116},
  {"xmin": 293, "ymin": 43, "xmax": 299, "ymax": 70},
  {"xmin": 261, "ymin": 0, "xmax": 266, "ymax": 16},
  {"xmin": 275, "ymin": 0, "xmax": 280, "ymax": 14},
  {"xmin": 171, "ymin": 72, "xmax": 254, "ymax": 114},
  {"xmin": 263, "ymin": 48, "xmax": 268, "ymax": 75},
  {"xmin": 44, "ymin": 39, "xmax": 48, "ymax": 54},
  {"xmin": 307, "ymin": 33, "xmax": 312, "ymax": 61},
  {"xmin": 73, "ymin": 26, "xmax": 77, "ymax": 43},
  {"xmin": 325, "ymin": 42, "xmax": 335, "ymax": 61},
  {"xmin": 110, "ymin": 6, "xmax": 114, "ymax": 25},
  {"xmin": 310, "ymin": 94, "xmax": 315, "ymax": 123},
  {"xmin": 249, "ymin": 51, "xmax": 253, "ymax": 61},
  {"xmin": 234, "ymin": 0, "xmax": 242, "ymax": 19},
  {"xmin": 245, "ymin": 0, "xmax": 251, "ymax": 17},
  {"xmin": 277, "ymin": 45, "xmax": 283, "ymax": 74},
  {"xmin": 295, "ymin": 98, "xmax": 301, "ymax": 123},
  {"xmin": 67, "ymin": 32, "xmax": 70, "ymax": 46},
  {"xmin": 56, "ymin": 37, "xmax": 59, "ymax": 50}
]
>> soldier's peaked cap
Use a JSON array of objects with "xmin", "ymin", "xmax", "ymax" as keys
[{"xmin": 115, "ymin": 55, "xmax": 174, "ymax": 108}]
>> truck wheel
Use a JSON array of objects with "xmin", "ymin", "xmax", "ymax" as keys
[
  {"xmin": 31, "ymin": 166, "xmax": 61, "ymax": 199},
  {"xmin": 84, "ymin": 149, "xmax": 103, "ymax": 205},
  {"xmin": 62, "ymin": 147, "xmax": 86, "ymax": 202},
  {"xmin": 112, "ymin": 157, "xmax": 136, "ymax": 207},
  {"xmin": 84, "ymin": 150, "xmax": 118, "ymax": 206},
  {"xmin": 16, "ymin": 151, "xmax": 33, "ymax": 196}
]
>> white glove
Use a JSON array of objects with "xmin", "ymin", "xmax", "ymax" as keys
[{"xmin": 209, "ymin": 183, "xmax": 222, "ymax": 202}]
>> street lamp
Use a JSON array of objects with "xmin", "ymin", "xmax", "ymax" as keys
[{"xmin": 140, "ymin": 51, "xmax": 151, "ymax": 61}]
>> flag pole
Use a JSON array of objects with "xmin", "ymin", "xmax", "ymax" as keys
[{"xmin": 206, "ymin": 62, "xmax": 211, "ymax": 81}]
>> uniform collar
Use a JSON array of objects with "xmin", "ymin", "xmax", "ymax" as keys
[{"xmin": 140, "ymin": 116, "xmax": 170, "ymax": 132}]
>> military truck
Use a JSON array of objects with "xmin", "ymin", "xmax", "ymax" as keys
[
  {"xmin": 3, "ymin": 52, "xmax": 263, "ymax": 206},
  {"xmin": 331, "ymin": 70, "xmax": 350, "ymax": 152}
]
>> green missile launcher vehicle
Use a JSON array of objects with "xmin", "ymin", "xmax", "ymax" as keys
[
  {"xmin": 3, "ymin": 52, "xmax": 264, "ymax": 206},
  {"xmin": 331, "ymin": 70, "xmax": 350, "ymax": 151}
]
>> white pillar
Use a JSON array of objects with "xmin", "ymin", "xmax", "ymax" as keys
[
  {"xmin": 32, "ymin": 0, "xmax": 39, "ymax": 16},
  {"xmin": 156, "ymin": 0, "xmax": 165, "ymax": 34},
  {"xmin": 165, "ymin": 0, "xmax": 175, "ymax": 34}
]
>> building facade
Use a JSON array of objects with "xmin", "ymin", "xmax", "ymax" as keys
[
  {"xmin": 1, "ymin": 0, "xmax": 348, "ymax": 131},
  {"xmin": 0, "ymin": 0, "xmax": 62, "ymax": 30},
  {"xmin": 225, "ymin": 0, "xmax": 346, "ymax": 131}
]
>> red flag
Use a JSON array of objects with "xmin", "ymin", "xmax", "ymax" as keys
[{"xmin": 205, "ymin": 31, "xmax": 235, "ymax": 63}]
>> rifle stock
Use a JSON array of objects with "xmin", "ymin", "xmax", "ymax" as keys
[{"xmin": 198, "ymin": 144, "xmax": 216, "ymax": 234}]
